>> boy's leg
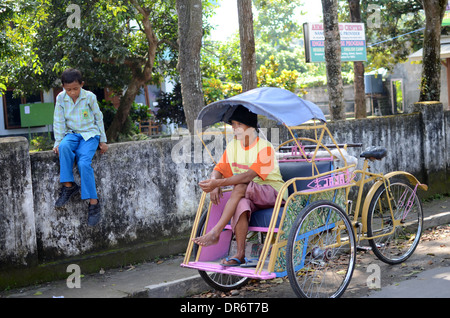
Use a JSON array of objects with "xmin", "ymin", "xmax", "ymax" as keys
[
  {"xmin": 75, "ymin": 136, "xmax": 100, "ymax": 200},
  {"xmin": 58, "ymin": 134, "xmax": 80, "ymax": 184},
  {"xmin": 75, "ymin": 136, "xmax": 101, "ymax": 226},
  {"xmin": 55, "ymin": 134, "xmax": 81, "ymax": 207},
  {"xmin": 193, "ymin": 183, "xmax": 248, "ymax": 247}
]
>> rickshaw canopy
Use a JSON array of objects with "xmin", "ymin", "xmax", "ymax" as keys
[{"xmin": 196, "ymin": 87, "xmax": 326, "ymax": 129}]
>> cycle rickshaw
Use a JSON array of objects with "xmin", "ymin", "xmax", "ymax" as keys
[{"xmin": 181, "ymin": 87, "xmax": 427, "ymax": 298}]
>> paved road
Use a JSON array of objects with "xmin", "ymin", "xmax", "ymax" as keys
[{"xmin": 189, "ymin": 224, "xmax": 450, "ymax": 299}]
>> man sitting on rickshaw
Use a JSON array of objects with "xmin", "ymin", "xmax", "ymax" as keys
[{"xmin": 193, "ymin": 105, "xmax": 287, "ymax": 266}]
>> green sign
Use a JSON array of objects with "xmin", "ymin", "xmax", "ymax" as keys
[
  {"xmin": 20, "ymin": 102, "xmax": 54, "ymax": 127},
  {"xmin": 303, "ymin": 22, "xmax": 367, "ymax": 63},
  {"xmin": 443, "ymin": 4, "xmax": 450, "ymax": 26}
]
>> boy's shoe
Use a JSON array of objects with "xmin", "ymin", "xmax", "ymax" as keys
[
  {"xmin": 55, "ymin": 183, "xmax": 80, "ymax": 207},
  {"xmin": 88, "ymin": 201, "xmax": 101, "ymax": 226}
]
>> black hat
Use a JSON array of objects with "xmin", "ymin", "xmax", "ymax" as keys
[{"xmin": 227, "ymin": 105, "xmax": 258, "ymax": 128}]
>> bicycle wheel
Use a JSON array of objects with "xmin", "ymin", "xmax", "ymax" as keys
[
  {"xmin": 193, "ymin": 213, "xmax": 250, "ymax": 292},
  {"xmin": 367, "ymin": 177, "xmax": 423, "ymax": 264},
  {"xmin": 286, "ymin": 200, "xmax": 356, "ymax": 298}
]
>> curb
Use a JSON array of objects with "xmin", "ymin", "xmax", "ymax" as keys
[
  {"xmin": 133, "ymin": 275, "xmax": 210, "ymax": 298},
  {"xmin": 423, "ymin": 211, "xmax": 450, "ymax": 228}
]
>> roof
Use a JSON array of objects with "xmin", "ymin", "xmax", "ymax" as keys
[
  {"xmin": 409, "ymin": 37, "xmax": 450, "ymax": 61},
  {"xmin": 196, "ymin": 87, "xmax": 326, "ymax": 129}
]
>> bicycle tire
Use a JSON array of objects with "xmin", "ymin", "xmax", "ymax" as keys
[
  {"xmin": 286, "ymin": 200, "xmax": 356, "ymax": 298},
  {"xmin": 193, "ymin": 213, "xmax": 251, "ymax": 292},
  {"xmin": 367, "ymin": 177, "xmax": 423, "ymax": 264}
]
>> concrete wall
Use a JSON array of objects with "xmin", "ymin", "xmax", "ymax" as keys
[
  {"xmin": 30, "ymin": 138, "xmax": 211, "ymax": 262},
  {"xmin": 0, "ymin": 104, "xmax": 448, "ymax": 288}
]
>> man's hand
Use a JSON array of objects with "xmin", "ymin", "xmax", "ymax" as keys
[
  {"xmin": 99, "ymin": 142, "xmax": 108, "ymax": 154},
  {"xmin": 53, "ymin": 146, "xmax": 59, "ymax": 156},
  {"xmin": 209, "ymin": 187, "xmax": 223, "ymax": 205},
  {"xmin": 198, "ymin": 178, "xmax": 219, "ymax": 193}
]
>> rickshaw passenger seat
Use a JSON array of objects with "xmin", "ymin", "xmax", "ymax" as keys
[{"xmin": 248, "ymin": 160, "xmax": 333, "ymax": 229}]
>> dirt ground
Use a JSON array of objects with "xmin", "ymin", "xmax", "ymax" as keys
[{"xmin": 190, "ymin": 196, "xmax": 450, "ymax": 299}]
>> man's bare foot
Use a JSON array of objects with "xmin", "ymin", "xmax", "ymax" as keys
[
  {"xmin": 221, "ymin": 256, "xmax": 245, "ymax": 266},
  {"xmin": 192, "ymin": 230, "xmax": 220, "ymax": 247}
]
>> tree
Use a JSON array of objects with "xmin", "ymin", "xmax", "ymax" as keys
[
  {"xmin": 348, "ymin": 0, "xmax": 366, "ymax": 119},
  {"xmin": 355, "ymin": 0, "xmax": 424, "ymax": 73},
  {"xmin": 105, "ymin": 0, "xmax": 178, "ymax": 141},
  {"xmin": 176, "ymin": 0, "xmax": 204, "ymax": 134},
  {"xmin": 237, "ymin": 0, "xmax": 257, "ymax": 92},
  {"xmin": 253, "ymin": 0, "xmax": 303, "ymax": 48},
  {"xmin": 3, "ymin": 0, "xmax": 180, "ymax": 142},
  {"xmin": 0, "ymin": 0, "xmax": 47, "ymax": 95},
  {"xmin": 322, "ymin": 0, "xmax": 345, "ymax": 120},
  {"xmin": 419, "ymin": 0, "xmax": 447, "ymax": 102}
]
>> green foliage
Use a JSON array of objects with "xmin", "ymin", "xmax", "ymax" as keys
[
  {"xmin": 154, "ymin": 82, "xmax": 186, "ymax": 126},
  {"xmin": 256, "ymin": 55, "xmax": 302, "ymax": 93},
  {"xmin": 29, "ymin": 134, "xmax": 53, "ymax": 152},
  {"xmin": 202, "ymin": 78, "xmax": 242, "ymax": 105},
  {"xmin": 338, "ymin": 0, "xmax": 425, "ymax": 72},
  {"xmin": 99, "ymin": 99, "xmax": 152, "ymax": 137},
  {"xmin": 253, "ymin": 0, "xmax": 304, "ymax": 48}
]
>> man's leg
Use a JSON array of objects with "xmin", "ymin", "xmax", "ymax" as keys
[
  {"xmin": 193, "ymin": 183, "xmax": 248, "ymax": 247},
  {"xmin": 222, "ymin": 182, "xmax": 279, "ymax": 266},
  {"xmin": 221, "ymin": 211, "xmax": 249, "ymax": 266}
]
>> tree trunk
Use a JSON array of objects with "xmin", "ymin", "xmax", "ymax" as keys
[
  {"xmin": 106, "ymin": 72, "xmax": 144, "ymax": 142},
  {"xmin": 176, "ymin": 0, "xmax": 204, "ymax": 134},
  {"xmin": 106, "ymin": 0, "xmax": 158, "ymax": 142},
  {"xmin": 348, "ymin": 0, "xmax": 366, "ymax": 119},
  {"xmin": 419, "ymin": 0, "xmax": 447, "ymax": 102},
  {"xmin": 237, "ymin": 0, "xmax": 257, "ymax": 92},
  {"xmin": 321, "ymin": 0, "xmax": 345, "ymax": 120}
]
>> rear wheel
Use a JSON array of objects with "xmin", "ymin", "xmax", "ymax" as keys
[
  {"xmin": 367, "ymin": 178, "xmax": 423, "ymax": 264},
  {"xmin": 286, "ymin": 201, "xmax": 356, "ymax": 298},
  {"xmin": 194, "ymin": 213, "xmax": 250, "ymax": 292}
]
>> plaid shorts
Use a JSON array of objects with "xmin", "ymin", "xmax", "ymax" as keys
[{"xmin": 230, "ymin": 181, "xmax": 279, "ymax": 231}]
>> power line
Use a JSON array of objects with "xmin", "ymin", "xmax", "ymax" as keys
[{"xmin": 367, "ymin": 27, "xmax": 425, "ymax": 47}]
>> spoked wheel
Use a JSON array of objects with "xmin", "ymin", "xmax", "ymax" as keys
[
  {"xmin": 193, "ymin": 213, "xmax": 250, "ymax": 292},
  {"xmin": 367, "ymin": 178, "xmax": 423, "ymax": 264},
  {"xmin": 286, "ymin": 201, "xmax": 356, "ymax": 298}
]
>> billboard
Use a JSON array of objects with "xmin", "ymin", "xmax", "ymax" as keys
[{"xmin": 303, "ymin": 22, "xmax": 367, "ymax": 63}]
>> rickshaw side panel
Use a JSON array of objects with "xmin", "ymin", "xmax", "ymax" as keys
[
  {"xmin": 197, "ymin": 191, "xmax": 233, "ymax": 262},
  {"xmin": 269, "ymin": 187, "xmax": 348, "ymax": 276}
]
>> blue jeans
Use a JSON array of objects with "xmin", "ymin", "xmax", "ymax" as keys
[{"xmin": 58, "ymin": 133, "xmax": 100, "ymax": 200}]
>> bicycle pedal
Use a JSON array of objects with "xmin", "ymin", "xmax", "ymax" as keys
[{"xmin": 357, "ymin": 246, "xmax": 372, "ymax": 251}]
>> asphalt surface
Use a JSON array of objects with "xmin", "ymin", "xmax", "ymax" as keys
[{"xmin": 1, "ymin": 196, "xmax": 449, "ymax": 302}]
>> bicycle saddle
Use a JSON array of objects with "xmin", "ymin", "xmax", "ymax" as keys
[{"xmin": 360, "ymin": 146, "xmax": 387, "ymax": 160}]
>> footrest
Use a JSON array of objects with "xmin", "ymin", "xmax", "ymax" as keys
[{"xmin": 181, "ymin": 261, "xmax": 276, "ymax": 280}]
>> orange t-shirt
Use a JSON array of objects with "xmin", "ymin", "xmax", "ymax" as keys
[{"xmin": 214, "ymin": 137, "xmax": 286, "ymax": 199}]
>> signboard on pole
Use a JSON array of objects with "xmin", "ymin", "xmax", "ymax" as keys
[
  {"xmin": 303, "ymin": 22, "xmax": 367, "ymax": 63},
  {"xmin": 20, "ymin": 102, "xmax": 54, "ymax": 127}
]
